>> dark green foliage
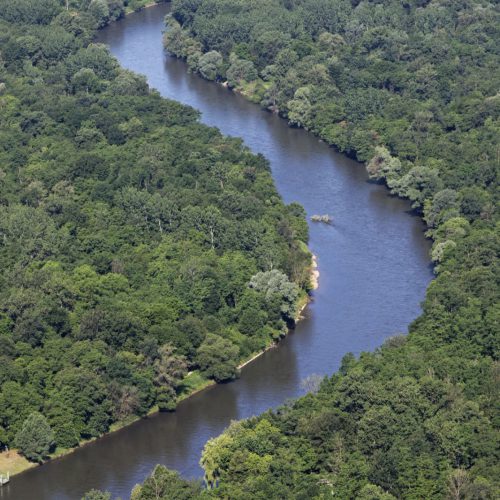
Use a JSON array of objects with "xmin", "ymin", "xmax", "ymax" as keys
[
  {"xmin": 0, "ymin": 0, "xmax": 310, "ymax": 458},
  {"xmin": 82, "ymin": 490, "xmax": 112, "ymax": 500},
  {"xmin": 0, "ymin": 0, "xmax": 60, "ymax": 25},
  {"xmin": 196, "ymin": 334, "xmax": 240, "ymax": 382},
  {"xmin": 154, "ymin": 0, "xmax": 500, "ymax": 498},
  {"xmin": 14, "ymin": 412, "xmax": 54, "ymax": 463}
]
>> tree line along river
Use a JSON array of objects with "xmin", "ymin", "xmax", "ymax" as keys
[{"xmin": 3, "ymin": 3, "xmax": 432, "ymax": 499}]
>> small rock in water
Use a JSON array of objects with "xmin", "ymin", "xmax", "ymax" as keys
[{"xmin": 311, "ymin": 214, "xmax": 332, "ymax": 224}]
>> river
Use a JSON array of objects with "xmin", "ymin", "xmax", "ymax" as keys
[{"xmin": 2, "ymin": 4, "xmax": 432, "ymax": 499}]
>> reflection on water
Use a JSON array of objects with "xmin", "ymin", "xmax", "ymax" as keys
[{"xmin": 5, "ymin": 4, "xmax": 432, "ymax": 499}]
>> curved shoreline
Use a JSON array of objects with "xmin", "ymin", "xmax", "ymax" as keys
[
  {"xmin": 0, "ymin": 2, "xmax": 317, "ymax": 481},
  {"xmin": 1, "ymin": 249, "xmax": 318, "ymax": 479},
  {"xmin": 238, "ymin": 253, "xmax": 319, "ymax": 370},
  {"xmin": 1, "ymin": 2, "xmax": 432, "ymax": 492}
]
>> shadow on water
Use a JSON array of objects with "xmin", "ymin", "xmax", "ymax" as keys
[{"xmin": 4, "ymin": 4, "xmax": 433, "ymax": 499}]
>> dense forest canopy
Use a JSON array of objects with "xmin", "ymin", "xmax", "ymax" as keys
[
  {"xmin": 122, "ymin": 0, "xmax": 500, "ymax": 498},
  {"xmin": 166, "ymin": 0, "xmax": 499, "ymax": 224},
  {"xmin": 0, "ymin": 0, "xmax": 310, "ymax": 459}
]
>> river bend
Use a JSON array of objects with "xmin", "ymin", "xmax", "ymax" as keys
[{"xmin": 3, "ymin": 4, "xmax": 432, "ymax": 499}]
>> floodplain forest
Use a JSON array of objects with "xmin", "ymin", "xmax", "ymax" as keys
[
  {"xmin": 0, "ymin": 0, "xmax": 310, "ymax": 464},
  {"xmin": 0, "ymin": 0, "xmax": 498, "ymax": 498}
]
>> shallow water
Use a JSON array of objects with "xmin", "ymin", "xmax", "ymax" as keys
[{"xmin": 4, "ymin": 4, "xmax": 432, "ymax": 499}]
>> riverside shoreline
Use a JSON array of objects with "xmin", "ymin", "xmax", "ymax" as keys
[
  {"xmin": 1, "ymin": 2, "xmax": 319, "ymax": 485},
  {"xmin": 124, "ymin": 1, "xmax": 162, "ymax": 15},
  {"xmin": 0, "ymin": 254, "xmax": 319, "ymax": 479},
  {"xmin": 2, "ymin": 4, "xmax": 434, "ymax": 496},
  {"xmin": 238, "ymin": 253, "xmax": 319, "ymax": 370},
  {"xmin": 1, "ymin": 257, "xmax": 319, "ymax": 479},
  {"xmin": 2, "ymin": 3, "xmax": 323, "ymax": 485}
]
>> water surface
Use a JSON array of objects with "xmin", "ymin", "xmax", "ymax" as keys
[{"xmin": 3, "ymin": 4, "xmax": 432, "ymax": 499}]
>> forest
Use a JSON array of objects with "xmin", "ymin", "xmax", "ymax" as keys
[
  {"xmin": 0, "ymin": 0, "xmax": 311, "ymax": 463},
  {"xmin": 118, "ymin": 0, "xmax": 500, "ymax": 498}
]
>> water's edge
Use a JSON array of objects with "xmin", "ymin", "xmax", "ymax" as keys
[
  {"xmin": 5, "ymin": 253, "xmax": 317, "ymax": 480},
  {"xmin": 4, "ymin": 5, "xmax": 432, "ymax": 498}
]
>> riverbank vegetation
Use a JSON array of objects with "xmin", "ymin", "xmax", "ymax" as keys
[
  {"xmin": 120, "ymin": 0, "xmax": 500, "ymax": 498},
  {"xmin": 0, "ymin": 0, "xmax": 311, "ymax": 469}
]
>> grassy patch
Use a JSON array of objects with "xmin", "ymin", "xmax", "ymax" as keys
[
  {"xmin": 0, "ymin": 450, "xmax": 35, "ymax": 476},
  {"xmin": 125, "ymin": 0, "xmax": 162, "ymax": 14},
  {"xmin": 235, "ymin": 80, "xmax": 268, "ymax": 103},
  {"xmin": 109, "ymin": 414, "xmax": 143, "ymax": 433},
  {"xmin": 297, "ymin": 240, "xmax": 310, "ymax": 255},
  {"xmin": 178, "ymin": 371, "xmax": 214, "ymax": 401}
]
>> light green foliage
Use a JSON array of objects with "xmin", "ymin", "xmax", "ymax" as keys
[
  {"xmin": 163, "ymin": 20, "xmax": 202, "ymax": 60},
  {"xmin": 249, "ymin": 269, "xmax": 299, "ymax": 322},
  {"xmin": 197, "ymin": 50, "xmax": 223, "ymax": 80},
  {"xmin": 392, "ymin": 165, "xmax": 443, "ymax": 209},
  {"xmin": 424, "ymin": 189, "xmax": 460, "ymax": 230},
  {"xmin": 82, "ymin": 490, "xmax": 112, "ymax": 500},
  {"xmin": 431, "ymin": 240, "xmax": 456, "ymax": 265},
  {"xmin": 287, "ymin": 86, "xmax": 313, "ymax": 128},
  {"xmin": 154, "ymin": 344, "xmax": 187, "ymax": 411},
  {"xmin": 357, "ymin": 483, "xmax": 396, "ymax": 500},
  {"xmin": 366, "ymin": 146, "xmax": 401, "ymax": 186},
  {"xmin": 0, "ymin": 1, "xmax": 309, "ymax": 456},
  {"xmin": 226, "ymin": 53, "xmax": 257, "ymax": 88},
  {"xmin": 72, "ymin": 67, "xmax": 101, "ymax": 94},
  {"xmin": 15, "ymin": 412, "xmax": 54, "ymax": 463},
  {"xmin": 131, "ymin": 465, "xmax": 202, "ymax": 499}
]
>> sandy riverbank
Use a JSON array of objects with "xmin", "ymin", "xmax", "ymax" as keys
[
  {"xmin": 240, "ymin": 253, "xmax": 319, "ymax": 368},
  {"xmin": 311, "ymin": 254, "xmax": 320, "ymax": 290}
]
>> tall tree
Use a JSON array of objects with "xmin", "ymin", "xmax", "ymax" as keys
[{"xmin": 15, "ymin": 412, "xmax": 55, "ymax": 463}]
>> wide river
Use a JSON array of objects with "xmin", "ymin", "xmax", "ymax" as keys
[{"xmin": 3, "ymin": 4, "xmax": 433, "ymax": 499}]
